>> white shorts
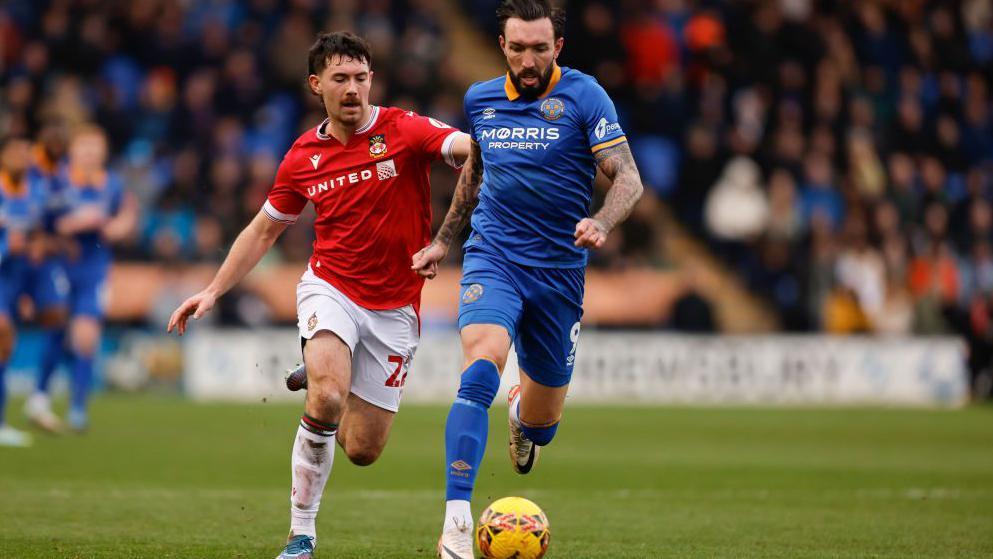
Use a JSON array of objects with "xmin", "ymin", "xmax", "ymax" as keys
[{"xmin": 296, "ymin": 267, "xmax": 419, "ymax": 412}]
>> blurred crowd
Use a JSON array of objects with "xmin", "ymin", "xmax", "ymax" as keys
[
  {"xmin": 0, "ymin": 0, "xmax": 466, "ymax": 267},
  {"xmin": 4, "ymin": 0, "xmax": 993, "ymax": 340},
  {"xmin": 537, "ymin": 0, "xmax": 993, "ymax": 338}
]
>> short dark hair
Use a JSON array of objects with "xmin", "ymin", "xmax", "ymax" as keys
[
  {"xmin": 307, "ymin": 31, "xmax": 372, "ymax": 76},
  {"xmin": 496, "ymin": 0, "xmax": 566, "ymax": 39}
]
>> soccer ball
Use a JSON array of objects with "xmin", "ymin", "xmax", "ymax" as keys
[{"xmin": 475, "ymin": 496, "xmax": 550, "ymax": 559}]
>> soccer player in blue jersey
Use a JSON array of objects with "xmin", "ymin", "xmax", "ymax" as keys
[
  {"xmin": 0, "ymin": 136, "xmax": 70, "ymax": 446},
  {"xmin": 48, "ymin": 125, "xmax": 137, "ymax": 431},
  {"xmin": 410, "ymin": 1, "xmax": 645, "ymax": 556},
  {"xmin": 23, "ymin": 121, "xmax": 74, "ymax": 433}
]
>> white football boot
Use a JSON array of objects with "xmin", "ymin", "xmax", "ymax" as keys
[
  {"xmin": 507, "ymin": 385, "xmax": 538, "ymax": 474},
  {"xmin": 24, "ymin": 393, "xmax": 65, "ymax": 434},
  {"xmin": 437, "ymin": 515, "xmax": 474, "ymax": 559},
  {"xmin": 0, "ymin": 424, "xmax": 32, "ymax": 447}
]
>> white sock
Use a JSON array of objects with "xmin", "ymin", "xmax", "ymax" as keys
[
  {"xmin": 444, "ymin": 499, "xmax": 473, "ymax": 531},
  {"xmin": 290, "ymin": 420, "xmax": 336, "ymax": 539}
]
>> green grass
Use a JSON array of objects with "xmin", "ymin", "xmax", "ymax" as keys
[{"xmin": 1, "ymin": 397, "xmax": 992, "ymax": 558}]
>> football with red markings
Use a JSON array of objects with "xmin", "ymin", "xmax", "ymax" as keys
[{"xmin": 475, "ymin": 496, "xmax": 550, "ymax": 559}]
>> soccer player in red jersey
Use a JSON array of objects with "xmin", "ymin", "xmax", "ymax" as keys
[{"xmin": 167, "ymin": 31, "xmax": 469, "ymax": 559}]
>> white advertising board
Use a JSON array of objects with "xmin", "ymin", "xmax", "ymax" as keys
[{"xmin": 183, "ymin": 330, "xmax": 969, "ymax": 407}]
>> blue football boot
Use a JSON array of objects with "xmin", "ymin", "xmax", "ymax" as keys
[{"xmin": 276, "ymin": 534, "xmax": 315, "ymax": 559}]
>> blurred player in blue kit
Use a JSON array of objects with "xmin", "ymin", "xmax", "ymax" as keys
[
  {"xmin": 26, "ymin": 125, "xmax": 137, "ymax": 432},
  {"xmin": 409, "ymin": 1, "xmax": 645, "ymax": 556},
  {"xmin": 21, "ymin": 121, "xmax": 74, "ymax": 433},
  {"xmin": 0, "ymin": 136, "xmax": 69, "ymax": 446}
]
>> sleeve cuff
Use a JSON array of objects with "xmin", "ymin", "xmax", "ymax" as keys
[
  {"xmin": 441, "ymin": 131, "xmax": 467, "ymax": 169},
  {"xmin": 263, "ymin": 199, "xmax": 299, "ymax": 224},
  {"xmin": 591, "ymin": 135, "xmax": 628, "ymax": 154}
]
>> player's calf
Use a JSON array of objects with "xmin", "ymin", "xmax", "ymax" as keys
[{"xmin": 440, "ymin": 358, "xmax": 502, "ymax": 557}]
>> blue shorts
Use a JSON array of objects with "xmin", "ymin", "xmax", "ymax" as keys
[
  {"xmin": 457, "ymin": 239, "xmax": 584, "ymax": 387},
  {"xmin": 67, "ymin": 264, "xmax": 108, "ymax": 319},
  {"xmin": 0, "ymin": 257, "xmax": 70, "ymax": 319}
]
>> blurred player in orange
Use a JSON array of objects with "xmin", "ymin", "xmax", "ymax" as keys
[{"xmin": 167, "ymin": 31, "xmax": 469, "ymax": 559}]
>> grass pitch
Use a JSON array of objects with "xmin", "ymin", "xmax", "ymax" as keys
[{"xmin": 1, "ymin": 396, "xmax": 992, "ymax": 558}]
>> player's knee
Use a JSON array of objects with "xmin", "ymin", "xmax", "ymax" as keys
[
  {"xmin": 521, "ymin": 420, "xmax": 559, "ymax": 447},
  {"xmin": 70, "ymin": 320, "xmax": 100, "ymax": 356},
  {"xmin": 308, "ymin": 388, "xmax": 346, "ymax": 422},
  {"xmin": 461, "ymin": 330, "xmax": 509, "ymax": 372},
  {"xmin": 456, "ymin": 358, "xmax": 501, "ymax": 408}
]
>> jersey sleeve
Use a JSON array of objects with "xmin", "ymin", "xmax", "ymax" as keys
[
  {"xmin": 398, "ymin": 110, "xmax": 465, "ymax": 168},
  {"xmin": 583, "ymin": 80, "xmax": 627, "ymax": 155},
  {"xmin": 263, "ymin": 154, "xmax": 307, "ymax": 224},
  {"xmin": 463, "ymin": 85, "xmax": 479, "ymax": 140}
]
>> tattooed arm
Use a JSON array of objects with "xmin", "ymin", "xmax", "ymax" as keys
[
  {"xmin": 574, "ymin": 142, "xmax": 645, "ymax": 248},
  {"xmin": 411, "ymin": 138, "xmax": 484, "ymax": 278}
]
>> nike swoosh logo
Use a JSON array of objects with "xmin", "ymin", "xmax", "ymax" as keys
[
  {"xmin": 518, "ymin": 445, "xmax": 536, "ymax": 472},
  {"xmin": 441, "ymin": 544, "xmax": 464, "ymax": 559}
]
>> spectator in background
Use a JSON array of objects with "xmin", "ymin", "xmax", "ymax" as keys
[
  {"xmin": 705, "ymin": 156, "xmax": 768, "ymax": 243},
  {"xmin": 0, "ymin": 0, "xmax": 991, "ymax": 351},
  {"xmin": 800, "ymin": 151, "xmax": 843, "ymax": 231}
]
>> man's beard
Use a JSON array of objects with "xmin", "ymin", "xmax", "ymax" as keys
[{"xmin": 508, "ymin": 63, "xmax": 554, "ymax": 99}]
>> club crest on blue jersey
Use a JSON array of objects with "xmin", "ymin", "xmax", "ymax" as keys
[
  {"xmin": 462, "ymin": 283, "xmax": 484, "ymax": 304},
  {"xmin": 369, "ymin": 134, "xmax": 388, "ymax": 158},
  {"xmin": 539, "ymin": 98, "xmax": 565, "ymax": 121}
]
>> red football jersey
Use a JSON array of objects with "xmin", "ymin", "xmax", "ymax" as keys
[{"xmin": 263, "ymin": 105, "xmax": 463, "ymax": 310}]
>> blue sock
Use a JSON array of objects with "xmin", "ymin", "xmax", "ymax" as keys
[
  {"xmin": 70, "ymin": 352, "xmax": 94, "ymax": 415},
  {"xmin": 36, "ymin": 329, "xmax": 66, "ymax": 393},
  {"xmin": 445, "ymin": 359, "xmax": 501, "ymax": 501},
  {"xmin": 0, "ymin": 362, "xmax": 7, "ymax": 423},
  {"xmin": 521, "ymin": 421, "xmax": 560, "ymax": 446}
]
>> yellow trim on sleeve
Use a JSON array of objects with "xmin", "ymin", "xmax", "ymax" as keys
[{"xmin": 591, "ymin": 136, "xmax": 627, "ymax": 153}]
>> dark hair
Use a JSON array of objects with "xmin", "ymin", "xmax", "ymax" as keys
[
  {"xmin": 496, "ymin": 0, "xmax": 566, "ymax": 39},
  {"xmin": 307, "ymin": 31, "xmax": 372, "ymax": 76}
]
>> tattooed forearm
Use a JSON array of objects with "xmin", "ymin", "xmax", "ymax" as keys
[
  {"xmin": 435, "ymin": 140, "xmax": 483, "ymax": 246},
  {"xmin": 592, "ymin": 142, "xmax": 644, "ymax": 232}
]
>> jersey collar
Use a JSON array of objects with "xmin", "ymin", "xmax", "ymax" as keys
[
  {"xmin": 504, "ymin": 64, "xmax": 562, "ymax": 101},
  {"xmin": 68, "ymin": 167, "xmax": 107, "ymax": 189},
  {"xmin": 0, "ymin": 171, "xmax": 27, "ymax": 197},
  {"xmin": 32, "ymin": 144, "xmax": 57, "ymax": 174},
  {"xmin": 315, "ymin": 105, "xmax": 381, "ymax": 141}
]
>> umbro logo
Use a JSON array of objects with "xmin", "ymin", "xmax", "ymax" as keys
[
  {"xmin": 309, "ymin": 154, "xmax": 321, "ymax": 170},
  {"xmin": 482, "ymin": 107, "xmax": 496, "ymax": 120},
  {"xmin": 450, "ymin": 460, "xmax": 472, "ymax": 471}
]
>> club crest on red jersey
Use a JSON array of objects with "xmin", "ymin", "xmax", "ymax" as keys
[{"xmin": 369, "ymin": 134, "xmax": 388, "ymax": 158}]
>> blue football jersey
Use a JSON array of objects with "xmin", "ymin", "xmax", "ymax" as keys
[
  {"xmin": 464, "ymin": 65, "xmax": 627, "ymax": 268},
  {"xmin": 58, "ymin": 169, "xmax": 125, "ymax": 270},
  {"xmin": 0, "ymin": 171, "xmax": 49, "ymax": 261}
]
